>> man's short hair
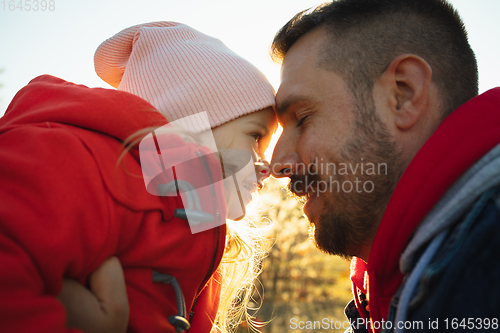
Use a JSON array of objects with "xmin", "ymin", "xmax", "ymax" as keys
[{"xmin": 271, "ymin": 0, "xmax": 478, "ymax": 118}]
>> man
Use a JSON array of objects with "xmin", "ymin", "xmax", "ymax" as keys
[{"xmin": 270, "ymin": 0, "xmax": 500, "ymax": 332}]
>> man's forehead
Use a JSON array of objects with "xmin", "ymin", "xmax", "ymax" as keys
[
  {"xmin": 280, "ymin": 45, "xmax": 318, "ymax": 82},
  {"xmin": 276, "ymin": 63, "xmax": 321, "ymax": 119},
  {"xmin": 280, "ymin": 27, "xmax": 327, "ymax": 70},
  {"xmin": 277, "ymin": 56, "xmax": 315, "ymax": 114},
  {"xmin": 277, "ymin": 28, "xmax": 327, "ymax": 112}
]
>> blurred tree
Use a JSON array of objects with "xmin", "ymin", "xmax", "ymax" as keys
[{"xmin": 240, "ymin": 178, "xmax": 352, "ymax": 333}]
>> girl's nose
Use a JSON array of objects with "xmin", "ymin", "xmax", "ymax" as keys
[{"xmin": 255, "ymin": 159, "xmax": 271, "ymax": 185}]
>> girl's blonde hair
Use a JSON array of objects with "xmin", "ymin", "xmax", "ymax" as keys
[
  {"xmin": 215, "ymin": 214, "xmax": 271, "ymax": 333},
  {"xmin": 120, "ymin": 126, "xmax": 271, "ymax": 333}
]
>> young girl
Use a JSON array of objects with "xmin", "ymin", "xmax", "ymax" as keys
[{"xmin": 0, "ymin": 22, "xmax": 276, "ymax": 333}]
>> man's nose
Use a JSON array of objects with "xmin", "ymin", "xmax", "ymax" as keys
[{"xmin": 270, "ymin": 136, "xmax": 301, "ymax": 178}]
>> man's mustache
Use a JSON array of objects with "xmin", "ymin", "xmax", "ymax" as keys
[{"xmin": 288, "ymin": 173, "xmax": 322, "ymax": 198}]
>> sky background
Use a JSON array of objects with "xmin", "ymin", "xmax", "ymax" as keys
[{"xmin": 1, "ymin": 0, "xmax": 499, "ymax": 121}]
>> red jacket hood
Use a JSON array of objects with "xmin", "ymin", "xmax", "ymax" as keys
[
  {"xmin": 350, "ymin": 87, "xmax": 500, "ymax": 332},
  {"xmin": 1, "ymin": 75, "xmax": 165, "ymax": 141}
]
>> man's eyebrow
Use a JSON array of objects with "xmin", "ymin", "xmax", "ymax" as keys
[{"xmin": 276, "ymin": 95, "xmax": 313, "ymax": 117}]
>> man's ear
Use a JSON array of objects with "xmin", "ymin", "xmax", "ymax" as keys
[{"xmin": 384, "ymin": 54, "xmax": 433, "ymax": 130}]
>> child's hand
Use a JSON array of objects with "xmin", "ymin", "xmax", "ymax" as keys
[{"xmin": 58, "ymin": 257, "xmax": 129, "ymax": 333}]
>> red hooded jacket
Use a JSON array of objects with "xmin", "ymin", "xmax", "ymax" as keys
[
  {"xmin": 0, "ymin": 75, "xmax": 227, "ymax": 333},
  {"xmin": 350, "ymin": 87, "xmax": 500, "ymax": 332}
]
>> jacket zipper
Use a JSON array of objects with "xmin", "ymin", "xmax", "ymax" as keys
[{"xmin": 189, "ymin": 208, "xmax": 221, "ymax": 322}]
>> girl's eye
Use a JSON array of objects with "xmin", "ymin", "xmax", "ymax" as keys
[
  {"xmin": 251, "ymin": 133, "xmax": 263, "ymax": 142},
  {"xmin": 296, "ymin": 115, "xmax": 309, "ymax": 128}
]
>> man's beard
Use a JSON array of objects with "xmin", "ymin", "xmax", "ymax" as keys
[{"xmin": 289, "ymin": 101, "xmax": 403, "ymax": 259}]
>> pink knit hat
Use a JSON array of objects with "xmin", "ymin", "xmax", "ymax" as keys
[{"xmin": 94, "ymin": 21, "xmax": 275, "ymax": 130}]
